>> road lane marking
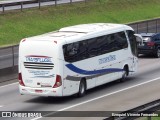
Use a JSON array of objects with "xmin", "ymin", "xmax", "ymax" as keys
[
  {"xmin": 31, "ymin": 76, "xmax": 160, "ymax": 120},
  {"xmin": 0, "ymin": 105, "xmax": 3, "ymax": 108},
  {"xmin": 0, "ymin": 82, "xmax": 18, "ymax": 89}
]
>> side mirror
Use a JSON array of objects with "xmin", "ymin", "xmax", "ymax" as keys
[{"xmin": 134, "ymin": 34, "xmax": 143, "ymax": 42}]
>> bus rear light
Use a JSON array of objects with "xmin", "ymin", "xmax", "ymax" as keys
[
  {"xmin": 18, "ymin": 73, "xmax": 25, "ymax": 86},
  {"xmin": 53, "ymin": 75, "xmax": 62, "ymax": 88}
]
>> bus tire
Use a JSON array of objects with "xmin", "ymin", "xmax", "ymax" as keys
[
  {"xmin": 155, "ymin": 47, "xmax": 160, "ymax": 58},
  {"xmin": 77, "ymin": 79, "xmax": 86, "ymax": 97},
  {"xmin": 120, "ymin": 66, "xmax": 128, "ymax": 82}
]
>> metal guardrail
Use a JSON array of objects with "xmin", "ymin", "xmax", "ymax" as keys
[
  {"xmin": 0, "ymin": 45, "xmax": 18, "ymax": 82},
  {"xmin": 0, "ymin": 0, "xmax": 38, "ymax": 12},
  {"xmin": 0, "ymin": 44, "xmax": 18, "ymax": 69},
  {"xmin": 0, "ymin": 18, "xmax": 160, "ymax": 81},
  {"xmin": 0, "ymin": 0, "xmax": 86, "ymax": 13},
  {"xmin": 104, "ymin": 99, "xmax": 160, "ymax": 120},
  {"xmin": 128, "ymin": 18, "xmax": 160, "ymax": 34}
]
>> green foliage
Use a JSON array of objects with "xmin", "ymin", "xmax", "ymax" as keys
[{"xmin": 0, "ymin": 0, "xmax": 160, "ymax": 46}]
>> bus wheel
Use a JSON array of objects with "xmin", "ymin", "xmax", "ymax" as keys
[
  {"xmin": 77, "ymin": 79, "xmax": 86, "ymax": 97},
  {"xmin": 155, "ymin": 48, "xmax": 160, "ymax": 58},
  {"xmin": 120, "ymin": 66, "xmax": 128, "ymax": 82}
]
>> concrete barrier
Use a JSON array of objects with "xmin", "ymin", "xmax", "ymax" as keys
[{"xmin": 0, "ymin": 66, "xmax": 18, "ymax": 83}]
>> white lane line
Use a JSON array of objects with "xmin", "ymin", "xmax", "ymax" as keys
[
  {"xmin": 0, "ymin": 105, "xmax": 3, "ymax": 108},
  {"xmin": 0, "ymin": 82, "xmax": 18, "ymax": 89},
  {"xmin": 31, "ymin": 76, "xmax": 160, "ymax": 120}
]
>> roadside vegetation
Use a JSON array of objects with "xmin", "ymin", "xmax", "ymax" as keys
[{"xmin": 0, "ymin": 0, "xmax": 160, "ymax": 46}]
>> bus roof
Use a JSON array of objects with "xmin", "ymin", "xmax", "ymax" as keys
[
  {"xmin": 25, "ymin": 23, "xmax": 133, "ymax": 44},
  {"xmin": 59, "ymin": 23, "xmax": 127, "ymax": 33}
]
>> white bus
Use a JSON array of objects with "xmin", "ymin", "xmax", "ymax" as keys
[{"xmin": 18, "ymin": 23, "xmax": 140, "ymax": 97}]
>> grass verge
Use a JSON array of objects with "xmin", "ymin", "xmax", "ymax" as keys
[{"xmin": 0, "ymin": 0, "xmax": 160, "ymax": 46}]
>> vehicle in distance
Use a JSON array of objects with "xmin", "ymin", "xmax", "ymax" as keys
[
  {"xmin": 18, "ymin": 23, "xmax": 141, "ymax": 97},
  {"xmin": 138, "ymin": 33, "xmax": 160, "ymax": 58}
]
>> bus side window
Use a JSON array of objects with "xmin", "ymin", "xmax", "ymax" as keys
[
  {"xmin": 107, "ymin": 34, "xmax": 117, "ymax": 52},
  {"xmin": 78, "ymin": 40, "xmax": 88, "ymax": 61},
  {"xmin": 68, "ymin": 43, "xmax": 79, "ymax": 56},
  {"xmin": 63, "ymin": 42, "xmax": 79, "ymax": 62},
  {"xmin": 87, "ymin": 38, "xmax": 97, "ymax": 58},
  {"xmin": 115, "ymin": 32, "xmax": 128, "ymax": 49},
  {"xmin": 97, "ymin": 36, "xmax": 109, "ymax": 55}
]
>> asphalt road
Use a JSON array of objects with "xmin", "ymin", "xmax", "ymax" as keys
[
  {"xmin": 0, "ymin": 56, "xmax": 160, "ymax": 120},
  {"xmin": 0, "ymin": 0, "xmax": 84, "ymax": 12}
]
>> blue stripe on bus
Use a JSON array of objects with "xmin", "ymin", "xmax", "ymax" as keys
[{"xmin": 66, "ymin": 64, "xmax": 124, "ymax": 75}]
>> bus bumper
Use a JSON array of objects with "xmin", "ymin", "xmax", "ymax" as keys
[{"xmin": 19, "ymin": 85, "xmax": 63, "ymax": 97}]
